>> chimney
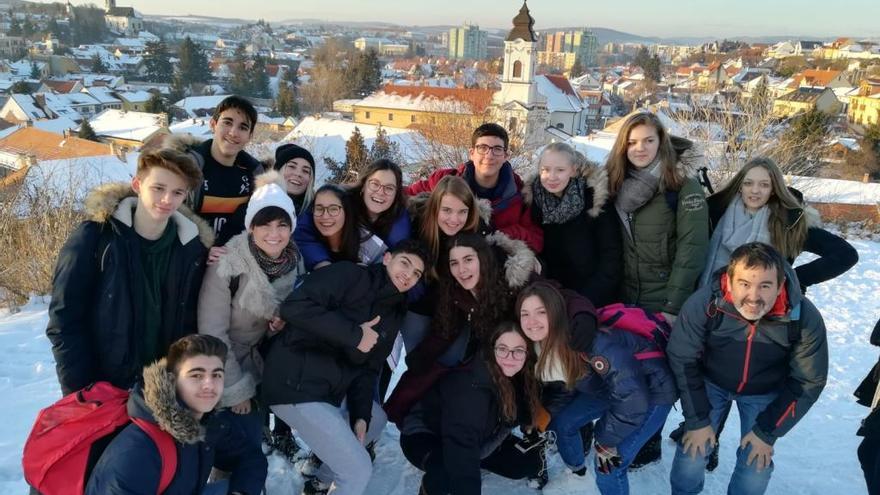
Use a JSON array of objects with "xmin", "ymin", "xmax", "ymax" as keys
[
  {"xmin": 24, "ymin": 119, "xmax": 33, "ymax": 128},
  {"xmin": 864, "ymin": 173, "xmax": 870, "ymax": 183},
  {"xmin": 27, "ymin": 154, "xmax": 38, "ymax": 167},
  {"xmin": 110, "ymin": 141, "xmax": 126, "ymax": 161},
  {"xmin": 63, "ymin": 128, "xmax": 70, "ymax": 138}
]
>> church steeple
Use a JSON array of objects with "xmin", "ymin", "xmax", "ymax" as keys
[{"xmin": 506, "ymin": 1, "xmax": 537, "ymax": 42}]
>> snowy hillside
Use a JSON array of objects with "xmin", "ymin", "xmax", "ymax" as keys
[{"xmin": 2, "ymin": 239, "xmax": 878, "ymax": 495}]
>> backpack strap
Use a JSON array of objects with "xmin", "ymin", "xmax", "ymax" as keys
[
  {"xmin": 698, "ymin": 166, "xmax": 715, "ymax": 195},
  {"xmin": 787, "ymin": 303, "xmax": 802, "ymax": 345},
  {"xmin": 131, "ymin": 418, "xmax": 177, "ymax": 494}
]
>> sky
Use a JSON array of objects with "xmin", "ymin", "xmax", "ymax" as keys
[{"xmin": 62, "ymin": 0, "xmax": 878, "ymax": 39}]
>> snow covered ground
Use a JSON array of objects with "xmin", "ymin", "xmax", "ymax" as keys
[{"xmin": 2, "ymin": 238, "xmax": 877, "ymax": 494}]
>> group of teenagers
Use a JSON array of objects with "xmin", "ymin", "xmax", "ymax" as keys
[{"xmin": 40, "ymin": 94, "xmax": 871, "ymax": 495}]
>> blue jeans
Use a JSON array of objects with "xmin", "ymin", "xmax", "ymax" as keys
[
  {"xmin": 548, "ymin": 391, "xmax": 672, "ymax": 495},
  {"xmin": 670, "ymin": 381, "xmax": 779, "ymax": 495}
]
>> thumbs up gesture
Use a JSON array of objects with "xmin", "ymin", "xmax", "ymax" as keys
[{"xmin": 357, "ymin": 316, "xmax": 381, "ymax": 353}]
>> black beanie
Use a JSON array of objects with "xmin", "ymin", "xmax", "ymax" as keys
[{"xmin": 274, "ymin": 144, "xmax": 315, "ymax": 170}]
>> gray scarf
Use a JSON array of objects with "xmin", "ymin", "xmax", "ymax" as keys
[
  {"xmin": 533, "ymin": 176, "xmax": 586, "ymax": 224},
  {"xmin": 699, "ymin": 196, "xmax": 771, "ymax": 287},
  {"xmin": 615, "ymin": 160, "xmax": 662, "ymax": 237}
]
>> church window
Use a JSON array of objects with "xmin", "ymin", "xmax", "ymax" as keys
[{"xmin": 513, "ymin": 60, "xmax": 522, "ymax": 78}]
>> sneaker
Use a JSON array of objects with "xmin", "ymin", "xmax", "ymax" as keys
[
  {"xmin": 629, "ymin": 433, "xmax": 661, "ymax": 470},
  {"xmin": 299, "ymin": 452, "xmax": 323, "ymax": 478},
  {"xmin": 274, "ymin": 431, "xmax": 301, "ymax": 462},
  {"xmin": 301, "ymin": 478, "xmax": 331, "ymax": 495}
]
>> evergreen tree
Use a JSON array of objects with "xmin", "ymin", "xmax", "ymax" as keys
[
  {"xmin": 8, "ymin": 17, "xmax": 22, "ymax": 36},
  {"xmin": 349, "ymin": 49, "xmax": 381, "ymax": 97},
  {"xmin": 143, "ymin": 41, "xmax": 173, "ymax": 83},
  {"xmin": 169, "ymin": 74, "xmax": 187, "ymax": 103},
  {"xmin": 251, "ymin": 55, "xmax": 271, "ymax": 99},
  {"xmin": 144, "ymin": 93, "xmax": 168, "ymax": 115},
  {"xmin": 78, "ymin": 119, "xmax": 99, "ymax": 141},
  {"xmin": 325, "ymin": 126, "xmax": 369, "ymax": 183},
  {"xmin": 22, "ymin": 17, "xmax": 34, "ymax": 38},
  {"xmin": 47, "ymin": 18, "xmax": 63, "ymax": 41},
  {"xmin": 91, "ymin": 53, "xmax": 107, "ymax": 73},
  {"xmin": 229, "ymin": 44, "xmax": 251, "ymax": 96},
  {"xmin": 283, "ymin": 60, "xmax": 300, "ymax": 87},
  {"xmin": 368, "ymin": 125, "xmax": 403, "ymax": 164},
  {"xmin": 177, "ymin": 36, "xmax": 211, "ymax": 86},
  {"xmin": 10, "ymin": 80, "xmax": 32, "ymax": 94},
  {"xmin": 275, "ymin": 83, "xmax": 298, "ymax": 117},
  {"xmin": 29, "ymin": 61, "xmax": 41, "ymax": 80},
  {"xmin": 634, "ymin": 47, "xmax": 661, "ymax": 83}
]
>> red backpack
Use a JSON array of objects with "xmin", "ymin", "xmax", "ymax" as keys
[
  {"xmin": 22, "ymin": 381, "xmax": 178, "ymax": 495},
  {"xmin": 596, "ymin": 303, "xmax": 671, "ymax": 360}
]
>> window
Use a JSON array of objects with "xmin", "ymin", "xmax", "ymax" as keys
[
  {"xmin": 410, "ymin": 115, "xmax": 416, "ymax": 123},
  {"xmin": 388, "ymin": 113, "xmax": 394, "ymax": 121},
  {"xmin": 512, "ymin": 60, "xmax": 522, "ymax": 78},
  {"xmin": 365, "ymin": 111, "xmax": 371, "ymax": 119}
]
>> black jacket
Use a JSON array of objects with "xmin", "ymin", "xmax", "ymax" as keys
[
  {"xmin": 523, "ymin": 165, "xmax": 623, "ymax": 307},
  {"xmin": 707, "ymin": 192, "xmax": 858, "ymax": 290},
  {"xmin": 262, "ymin": 262, "xmax": 408, "ymax": 425},
  {"xmin": 400, "ymin": 355, "xmax": 527, "ymax": 495},
  {"xmin": 46, "ymin": 184, "xmax": 212, "ymax": 395},
  {"xmin": 86, "ymin": 360, "xmax": 267, "ymax": 495}
]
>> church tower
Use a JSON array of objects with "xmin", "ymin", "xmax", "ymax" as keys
[{"xmin": 491, "ymin": 1, "xmax": 548, "ymax": 149}]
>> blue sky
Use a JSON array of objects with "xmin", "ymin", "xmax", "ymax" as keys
[{"xmin": 68, "ymin": 0, "xmax": 878, "ymax": 38}]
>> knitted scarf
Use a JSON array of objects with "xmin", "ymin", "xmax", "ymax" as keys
[
  {"xmin": 248, "ymin": 235, "xmax": 300, "ymax": 282},
  {"xmin": 533, "ymin": 176, "xmax": 586, "ymax": 224}
]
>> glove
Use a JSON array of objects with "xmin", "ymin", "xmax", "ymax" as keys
[{"xmin": 595, "ymin": 443, "xmax": 622, "ymax": 474}]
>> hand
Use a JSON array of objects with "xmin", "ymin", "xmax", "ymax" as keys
[
  {"xmin": 268, "ymin": 316, "xmax": 285, "ymax": 335},
  {"xmin": 353, "ymin": 419, "xmax": 367, "ymax": 445},
  {"xmin": 357, "ymin": 316, "xmax": 381, "ymax": 353},
  {"xmin": 207, "ymin": 246, "xmax": 227, "ymax": 265},
  {"xmin": 661, "ymin": 311, "xmax": 678, "ymax": 325},
  {"xmin": 595, "ymin": 443, "xmax": 622, "ymax": 474},
  {"xmin": 681, "ymin": 425, "xmax": 716, "ymax": 460},
  {"xmin": 230, "ymin": 399, "xmax": 251, "ymax": 415},
  {"xmin": 741, "ymin": 431, "xmax": 774, "ymax": 471}
]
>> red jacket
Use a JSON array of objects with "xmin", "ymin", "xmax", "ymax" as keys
[{"xmin": 406, "ymin": 162, "xmax": 544, "ymax": 253}]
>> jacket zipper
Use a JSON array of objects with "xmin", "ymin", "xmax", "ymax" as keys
[
  {"xmin": 736, "ymin": 323, "xmax": 757, "ymax": 393},
  {"xmin": 775, "ymin": 400, "xmax": 797, "ymax": 428}
]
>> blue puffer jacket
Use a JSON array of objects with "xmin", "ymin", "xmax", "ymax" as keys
[
  {"xmin": 575, "ymin": 329, "xmax": 678, "ymax": 448},
  {"xmin": 86, "ymin": 359, "xmax": 267, "ymax": 495}
]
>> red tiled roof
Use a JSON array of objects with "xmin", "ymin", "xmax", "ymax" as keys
[
  {"xmin": 543, "ymin": 74, "xmax": 576, "ymax": 96},
  {"xmin": 42, "ymin": 80, "xmax": 78, "ymax": 94},
  {"xmin": 801, "ymin": 69, "xmax": 842, "ymax": 87},
  {"xmin": 0, "ymin": 127, "xmax": 112, "ymax": 160}
]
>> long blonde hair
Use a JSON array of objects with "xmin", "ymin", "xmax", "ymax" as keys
[
  {"xmin": 606, "ymin": 111, "xmax": 686, "ymax": 195},
  {"xmin": 710, "ymin": 157, "xmax": 809, "ymax": 259},
  {"xmin": 419, "ymin": 175, "xmax": 480, "ymax": 278}
]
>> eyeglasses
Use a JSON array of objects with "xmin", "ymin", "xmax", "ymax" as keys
[
  {"xmin": 313, "ymin": 205, "xmax": 342, "ymax": 217},
  {"xmin": 474, "ymin": 144, "xmax": 507, "ymax": 156},
  {"xmin": 494, "ymin": 345, "xmax": 527, "ymax": 361},
  {"xmin": 366, "ymin": 179, "xmax": 397, "ymax": 196}
]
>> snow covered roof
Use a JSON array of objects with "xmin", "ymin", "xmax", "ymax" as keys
[
  {"xmin": 115, "ymin": 90, "xmax": 152, "ymax": 103},
  {"xmin": 282, "ymin": 116, "xmax": 426, "ymax": 184},
  {"xmin": 32, "ymin": 117, "xmax": 78, "ymax": 135},
  {"xmin": 169, "ymin": 119, "xmax": 213, "ymax": 140},
  {"xmin": 89, "ymin": 109, "xmax": 166, "ymax": 143},
  {"xmin": 19, "ymin": 153, "xmax": 137, "ymax": 210},
  {"xmin": 535, "ymin": 75, "xmax": 583, "ymax": 114},
  {"xmin": 355, "ymin": 85, "xmax": 493, "ymax": 114},
  {"xmin": 173, "ymin": 94, "xmax": 232, "ymax": 118},
  {"xmin": 8, "ymin": 94, "xmax": 49, "ymax": 120},
  {"xmin": 82, "ymin": 86, "xmax": 121, "ymax": 105},
  {"xmin": 0, "ymin": 127, "xmax": 112, "ymax": 161}
]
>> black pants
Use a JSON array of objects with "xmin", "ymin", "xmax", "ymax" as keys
[
  {"xmin": 861, "ymin": 432, "xmax": 880, "ymax": 495},
  {"xmin": 400, "ymin": 432, "xmax": 542, "ymax": 495}
]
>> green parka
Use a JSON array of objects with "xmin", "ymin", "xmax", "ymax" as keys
[{"xmin": 619, "ymin": 153, "xmax": 709, "ymax": 315}]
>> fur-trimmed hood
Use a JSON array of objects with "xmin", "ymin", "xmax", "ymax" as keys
[
  {"xmin": 83, "ymin": 182, "xmax": 214, "ymax": 248},
  {"xmin": 215, "ymin": 231, "xmax": 300, "ymax": 320},
  {"xmin": 670, "ymin": 135, "xmax": 703, "ymax": 183},
  {"xmin": 163, "ymin": 133, "xmax": 204, "ymax": 154},
  {"xmin": 521, "ymin": 163, "xmax": 611, "ymax": 219},
  {"xmin": 137, "ymin": 358, "xmax": 205, "ymax": 444},
  {"xmin": 406, "ymin": 192, "xmax": 493, "ymax": 226},
  {"xmin": 485, "ymin": 231, "xmax": 537, "ymax": 289}
]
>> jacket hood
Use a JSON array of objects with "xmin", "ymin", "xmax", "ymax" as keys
[
  {"xmin": 83, "ymin": 182, "xmax": 214, "ymax": 248},
  {"xmin": 163, "ymin": 133, "xmax": 205, "ymax": 154},
  {"xmin": 670, "ymin": 135, "xmax": 703, "ymax": 184},
  {"xmin": 136, "ymin": 358, "xmax": 205, "ymax": 444},
  {"xmin": 486, "ymin": 231, "xmax": 536, "ymax": 289},
  {"xmin": 521, "ymin": 162, "xmax": 610, "ymax": 219},
  {"xmin": 216, "ymin": 231, "xmax": 300, "ymax": 320},
  {"xmin": 406, "ymin": 192, "xmax": 493, "ymax": 226}
]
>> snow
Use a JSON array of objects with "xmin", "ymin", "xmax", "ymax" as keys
[
  {"xmin": 89, "ymin": 109, "xmax": 165, "ymax": 143},
  {"xmin": 169, "ymin": 118, "xmax": 213, "ymax": 140},
  {"xmin": 173, "ymin": 95, "xmax": 232, "ymax": 118},
  {"xmin": 357, "ymin": 91, "xmax": 473, "ymax": 114},
  {"xmin": 789, "ymin": 175, "xmax": 880, "ymax": 205},
  {"xmin": 1, "ymin": 237, "xmax": 876, "ymax": 493},
  {"xmin": 536, "ymin": 75, "xmax": 584, "ymax": 114}
]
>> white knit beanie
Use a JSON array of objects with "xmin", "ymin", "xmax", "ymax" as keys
[{"xmin": 244, "ymin": 170, "xmax": 296, "ymax": 230}]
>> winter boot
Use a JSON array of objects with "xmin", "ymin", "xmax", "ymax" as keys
[
  {"xmin": 527, "ymin": 446, "xmax": 548, "ymax": 490},
  {"xmin": 629, "ymin": 431, "xmax": 662, "ymax": 470},
  {"xmin": 301, "ymin": 478, "xmax": 331, "ymax": 495},
  {"xmin": 706, "ymin": 439, "xmax": 719, "ymax": 472}
]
